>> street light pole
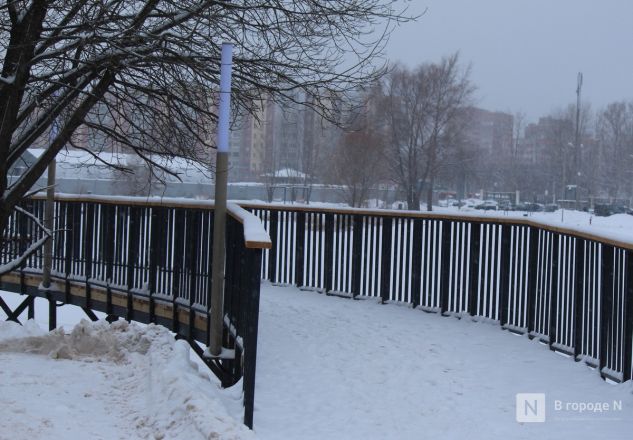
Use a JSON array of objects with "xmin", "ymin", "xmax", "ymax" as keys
[
  {"xmin": 209, "ymin": 43, "xmax": 233, "ymax": 357},
  {"xmin": 574, "ymin": 72, "xmax": 583, "ymax": 209}
]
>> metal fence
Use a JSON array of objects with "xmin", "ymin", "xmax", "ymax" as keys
[
  {"xmin": 244, "ymin": 204, "xmax": 633, "ymax": 384},
  {"xmin": 3, "ymin": 197, "xmax": 632, "ymax": 428},
  {"xmin": 0, "ymin": 195, "xmax": 269, "ymax": 428}
]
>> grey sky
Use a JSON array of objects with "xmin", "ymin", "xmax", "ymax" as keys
[{"xmin": 384, "ymin": 0, "xmax": 633, "ymax": 123}]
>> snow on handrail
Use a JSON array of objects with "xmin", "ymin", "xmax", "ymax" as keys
[
  {"xmin": 238, "ymin": 201, "xmax": 633, "ymax": 251},
  {"xmin": 29, "ymin": 193, "xmax": 633, "ymax": 251},
  {"xmin": 227, "ymin": 202, "xmax": 272, "ymax": 249}
]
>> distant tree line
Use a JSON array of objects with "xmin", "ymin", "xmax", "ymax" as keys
[
  {"xmin": 327, "ymin": 65, "xmax": 633, "ymax": 208},
  {"xmin": 327, "ymin": 53, "xmax": 475, "ymax": 210}
]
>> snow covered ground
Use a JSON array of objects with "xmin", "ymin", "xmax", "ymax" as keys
[
  {"xmin": 442, "ymin": 206, "xmax": 633, "ymax": 242},
  {"xmin": 2, "ymin": 283, "xmax": 632, "ymax": 439},
  {"xmin": 254, "ymin": 283, "xmax": 633, "ymax": 440},
  {"xmin": 0, "ymin": 297, "xmax": 253, "ymax": 440}
]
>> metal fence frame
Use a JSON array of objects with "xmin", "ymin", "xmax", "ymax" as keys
[
  {"xmin": 244, "ymin": 203, "xmax": 633, "ymax": 384},
  {"xmin": 0, "ymin": 195, "xmax": 271, "ymax": 428}
]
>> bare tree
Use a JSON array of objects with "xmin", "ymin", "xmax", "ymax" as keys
[
  {"xmin": 596, "ymin": 101, "xmax": 633, "ymax": 199},
  {"xmin": 436, "ymin": 108, "xmax": 478, "ymax": 200},
  {"xmin": 329, "ymin": 122, "xmax": 385, "ymax": 207},
  {"xmin": 0, "ymin": 0, "xmax": 411, "ymax": 272},
  {"xmin": 379, "ymin": 54, "xmax": 473, "ymax": 210},
  {"xmin": 380, "ymin": 64, "xmax": 430, "ymax": 210},
  {"xmin": 422, "ymin": 54, "xmax": 475, "ymax": 210},
  {"xmin": 541, "ymin": 103, "xmax": 591, "ymax": 201}
]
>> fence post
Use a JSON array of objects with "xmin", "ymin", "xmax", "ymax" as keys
[
  {"xmin": 242, "ymin": 248, "xmax": 262, "ymax": 429},
  {"xmin": 351, "ymin": 215, "xmax": 363, "ymax": 298},
  {"xmin": 295, "ymin": 211, "xmax": 306, "ymax": 288},
  {"xmin": 64, "ymin": 203, "xmax": 75, "ymax": 304},
  {"xmin": 104, "ymin": 205, "xmax": 115, "ymax": 317},
  {"xmin": 573, "ymin": 238, "xmax": 586, "ymax": 360},
  {"xmin": 324, "ymin": 213, "xmax": 334, "ymax": 293},
  {"xmin": 380, "ymin": 217, "xmax": 392, "ymax": 304},
  {"xmin": 526, "ymin": 228, "xmax": 539, "ymax": 336},
  {"xmin": 548, "ymin": 233, "xmax": 560, "ymax": 351},
  {"xmin": 411, "ymin": 219, "xmax": 423, "ymax": 308},
  {"xmin": 440, "ymin": 221, "xmax": 451, "ymax": 314},
  {"xmin": 468, "ymin": 223, "xmax": 481, "ymax": 316},
  {"xmin": 84, "ymin": 203, "xmax": 94, "ymax": 309},
  {"xmin": 126, "ymin": 206, "xmax": 140, "ymax": 321},
  {"xmin": 187, "ymin": 211, "xmax": 200, "ymax": 341},
  {"xmin": 499, "ymin": 224, "xmax": 512, "ymax": 326},
  {"xmin": 623, "ymin": 250, "xmax": 633, "ymax": 382},
  {"xmin": 599, "ymin": 244, "xmax": 615, "ymax": 376},
  {"xmin": 267, "ymin": 210, "xmax": 278, "ymax": 282},
  {"xmin": 148, "ymin": 207, "xmax": 161, "ymax": 323}
]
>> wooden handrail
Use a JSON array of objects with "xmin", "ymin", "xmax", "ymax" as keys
[
  {"xmin": 27, "ymin": 193, "xmax": 631, "ymax": 251},
  {"xmin": 29, "ymin": 193, "xmax": 272, "ymax": 250},
  {"xmin": 239, "ymin": 202, "xmax": 633, "ymax": 251}
]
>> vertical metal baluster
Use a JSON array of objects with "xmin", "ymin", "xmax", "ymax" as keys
[
  {"xmin": 599, "ymin": 244, "xmax": 615, "ymax": 377},
  {"xmin": 549, "ymin": 233, "xmax": 560, "ymax": 350}
]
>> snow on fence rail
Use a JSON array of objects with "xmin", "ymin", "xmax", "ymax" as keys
[
  {"xmin": 242, "ymin": 202, "xmax": 633, "ymax": 384},
  {"xmin": 0, "ymin": 194, "xmax": 271, "ymax": 429}
]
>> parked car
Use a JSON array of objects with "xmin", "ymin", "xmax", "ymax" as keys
[
  {"xmin": 612, "ymin": 205, "xmax": 628, "ymax": 214},
  {"xmin": 475, "ymin": 200, "xmax": 498, "ymax": 210},
  {"xmin": 594, "ymin": 204, "xmax": 612, "ymax": 216},
  {"xmin": 516, "ymin": 202, "xmax": 543, "ymax": 212},
  {"xmin": 593, "ymin": 204, "xmax": 628, "ymax": 217},
  {"xmin": 497, "ymin": 200, "xmax": 512, "ymax": 210},
  {"xmin": 544, "ymin": 203, "xmax": 558, "ymax": 212}
]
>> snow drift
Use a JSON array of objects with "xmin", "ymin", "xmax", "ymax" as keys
[{"xmin": 0, "ymin": 319, "xmax": 254, "ymax": 440}]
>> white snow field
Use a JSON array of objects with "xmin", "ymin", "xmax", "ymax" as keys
[
  {"xmin": 2, "ymin": 282, "xmax": 633, "ymax": 440},
  {"xmin": 0, "ymin": 299, "xmax": 254, "ymax": 440}
]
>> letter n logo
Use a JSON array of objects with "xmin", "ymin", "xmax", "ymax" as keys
[{"xmin": 516, "ymin": 393, "xmax": 546, "ymax": 423}]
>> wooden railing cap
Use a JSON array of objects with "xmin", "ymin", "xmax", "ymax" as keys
[
  {"xmin": 29, "ymin": 194, "xmax": 633, "ymax": 251},
  {"xmin": 30, "ymin": 193, "xmax": 272, "ymax": 250},
  {"xmin": 238, "ymin": 201, "xmax": 633, "ymax": 251}
]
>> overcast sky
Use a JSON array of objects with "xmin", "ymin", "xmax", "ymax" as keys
[{"xmin": 383, "ymin": 0, "xmax": 633, "ymax": 123}]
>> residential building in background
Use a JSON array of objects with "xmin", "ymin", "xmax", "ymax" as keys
[
  {"xmin": 228, "ymin": 94, "xmax": 340, "ymax": 184},
  {"xmin": 465, "ymin": 107, "xmax": 513, "ymax": 157},
  {"xmin": 522, "ymin": 116, "xmax": 574, "ymax": 164}
]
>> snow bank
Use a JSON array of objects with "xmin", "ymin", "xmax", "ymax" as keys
[
  {"xmin": 0, "ymin": 319, "xmax": 255, "ymax": 440},
  {"xmin": 0, "ymin": 319, "xmax": 151, "ymax": 362},
  {"xmin": 0, "ymin": 319, "xmax": 46, "ymax": 342}
]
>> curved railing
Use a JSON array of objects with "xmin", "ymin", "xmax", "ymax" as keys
[
  {"xmin": 3, "ymin": 197, "xmax": 632, "ymax": 430},
  {"xmin": 242, "ymin": 203, "xmax": 633, "ymax": 384},
  {"xmin": 0, "ymin": 194, "xmax": 271, "ymax": 428}
]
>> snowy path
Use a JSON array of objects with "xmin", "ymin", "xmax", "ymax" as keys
[
  {"xmin": 0, "ymin": 352, "xmax": 143, "ymax": 439},
  {"xmin": 1, "ymin": 285, "xmax": 633, "ymax": 440},
  {"xmin": 254, "ymin": 283, "xmax": 633, "ymax": 440}
]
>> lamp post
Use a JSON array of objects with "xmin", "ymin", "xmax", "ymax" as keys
[
  {"xmin": 574, "ymin": 72, "xmax": 583, "ymax": 209},
  {"xmin": 209, "ymin": 43, "xmax": 233, "ymax": 357}
]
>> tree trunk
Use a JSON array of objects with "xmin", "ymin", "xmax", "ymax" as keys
[
  {"xmin": 426, "ymin": 173, "xmax": 435, "ymax": 211},
  {"xmin": 407, "ymin": 186, "xmax": 420, "ymax": 210}
]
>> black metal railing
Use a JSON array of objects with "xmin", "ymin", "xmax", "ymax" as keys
[
  {"xmin": 243, "ymin": 204, "xmax": 633, "ymax": 384},
  {"xmin": 4, "ymin": 197, "xmax": 633, "ymax": 426},
  {"xmin": 0, "ymin": 195, "xmax": 270, "ymax": 429}
]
